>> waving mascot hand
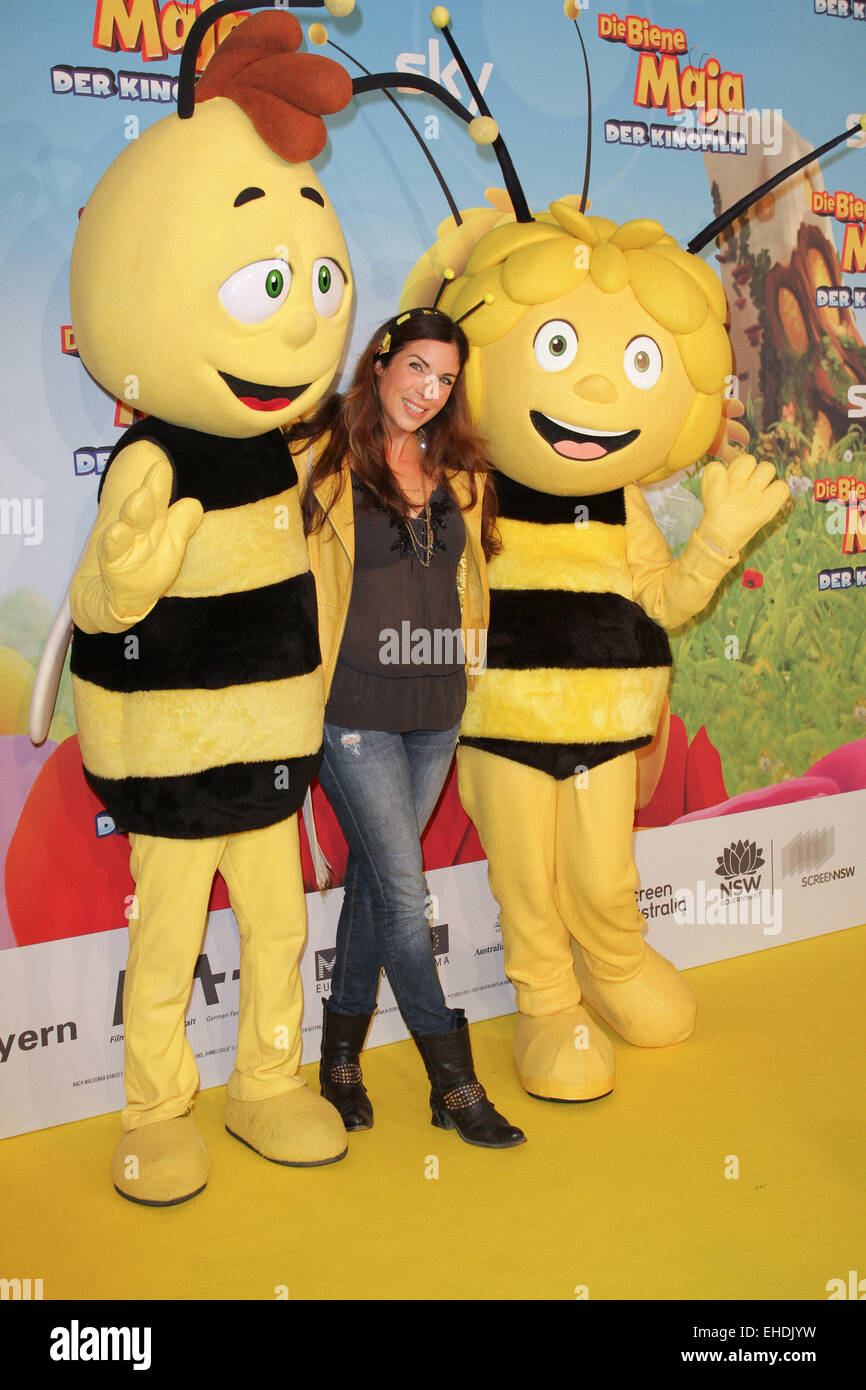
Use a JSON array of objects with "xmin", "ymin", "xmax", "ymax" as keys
[{"xmin": 64, "ymin": 7, "xmax": 354, "ymax": 1203}]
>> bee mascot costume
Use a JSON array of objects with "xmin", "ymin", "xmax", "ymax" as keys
[
  {"xmin": 65, "ymin": 6, "xmax": 356, "ymax": 1203},
  {"xmin": 398, "ymin": 9, "xmax": 800, "ymax": 1104}
]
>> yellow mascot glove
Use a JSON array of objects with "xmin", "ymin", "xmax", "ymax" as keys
[
  {"xmin": 697, "ymin": 453, "xmax": 790, "ymax": 559},
  {"xmin": 98, "ymin": 459, "xmax": 204, "ymax": 623}
]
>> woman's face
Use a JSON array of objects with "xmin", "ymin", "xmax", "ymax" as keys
[{"xmin": 374, "ymin": 337, "xmax": 461, "ymax": 438}]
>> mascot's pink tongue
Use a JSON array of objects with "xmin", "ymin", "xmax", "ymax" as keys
[
  {"xmin": 241, "ymin": 395, "xmax": 292, "ymax": 412},
  {"xmin": 555, "ymin": 439, "xmax": 608, "ymax": 460}
]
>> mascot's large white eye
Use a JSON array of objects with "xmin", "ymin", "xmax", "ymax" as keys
[
  {"xmin": 312, "ymin": 258, "xmax": 346, "ymax": 317},
  {"xmin": 624, "ymin": 336, "xmax": 662, "ymax": 390},
  {"xmin": 533, "ymin": 320, "xmax": 578, "ymax": 372},
  {"xmin": 218, "ymin": 259, "xmax": 292, "ymax": 323}
]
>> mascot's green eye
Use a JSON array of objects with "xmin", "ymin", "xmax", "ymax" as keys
[
  {"xmin": 624, "ymin": 336, "xmax": 662, "ymax": 390},
  {"xmin": 533, "ymin": 319, "xmax": 578, "ymax": 372},
  {"xmin": 312, "ymin": 258, "xmax": 346, "ymax": 317},
  {"xmin": 218, "ymin": 259, "xmax": 292, "ymax": 323}
]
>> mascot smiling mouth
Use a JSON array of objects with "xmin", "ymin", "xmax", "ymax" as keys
[
  {"xmin": 530, "ymin": 409, "xmax": 639, "ymax": 461},
  {"xmin": 219, "ymin": 370, "xmax": 312, "ymax": 412}
]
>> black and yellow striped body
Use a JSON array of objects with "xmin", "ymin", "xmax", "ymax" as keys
[
  {"xmin": 71, "ymin": 418, "xmax": 323, "ymax": 838},
  {"xmin": 460, "ymin": 472, "xmax": 672, "ymax": 778}
]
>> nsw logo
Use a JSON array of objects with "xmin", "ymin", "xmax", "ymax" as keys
[{"xmin": 715, "ymin": 839, "xmax": 764, "ymax": 896}]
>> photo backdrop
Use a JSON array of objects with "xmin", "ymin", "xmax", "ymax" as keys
[{"xmin": 2, "ymin": 0, "xmax": 865, "ymax": 1137}]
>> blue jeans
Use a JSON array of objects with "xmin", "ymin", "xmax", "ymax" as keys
[{"xmin": 317, "ymin": 721, "xmax": 462, "ymax": 1036}]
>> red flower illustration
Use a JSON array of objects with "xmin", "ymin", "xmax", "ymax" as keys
[{"xmin": 742, "ymin": 569, "xmax": 764, "ymax": 588}]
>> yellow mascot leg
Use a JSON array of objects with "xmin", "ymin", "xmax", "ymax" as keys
[
  {"xmin": 116, "ymin": 832, "xmax": 224, "ymax": 1205},
  {"xmin": 457, "ymin": 746, "xmax": 614, "ymax": 1102},
  {"xmin": 220, "ymin": 816, "xmax": 347, "ymax": 1167},
  {"xmin": 556, "ymin": 753, "xmax": 696, "ymax": 1047}
]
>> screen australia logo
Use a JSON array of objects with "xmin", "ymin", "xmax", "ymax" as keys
[{"xmin": 715, "ymin": 838, "xmax": 765, "ymax": 896}]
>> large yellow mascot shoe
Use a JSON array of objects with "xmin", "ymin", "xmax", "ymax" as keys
[
  {"xmin": 513, "ymin": 1007, "xmax": 615, "ymax": 1101},
  {"xmin": 224, "ymin": 1085, "xmax": 348, "ymax": 1166},
  {"xmin": 572, "ymin": 942, "xmax": 696, "ymax": 1047},
  {"xmin": 112, "ymin": 1111, "xmax": 210, "ymax": 1206}
]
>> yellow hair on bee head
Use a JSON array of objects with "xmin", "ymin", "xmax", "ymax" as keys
[
  {"xmin": 502, "ymin": 234, "xmax": 589, "ymax": 303},
  {"xmin": 411, "ymin": 195, "xmax": 733, "ymax": 483},
  {"xmin": 444, "ymin": 264, "xmax": 523, "ymax": 346},
  {"xmin": 587, "ymin": 240, "xmax": 630, "ymax": 295},
  {"xmin": 442, "ymin": 199, "xmax": 729, "ymax": 381}
]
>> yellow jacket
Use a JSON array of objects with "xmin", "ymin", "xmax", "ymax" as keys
[{"xmin": 299, "ymin": 444, "xmax": 490, "ymax": 703}]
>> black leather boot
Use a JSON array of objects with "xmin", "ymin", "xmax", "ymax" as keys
[
  {"xmin": 411, "ymin": 1012, "xmax": 526, "ymax": 1149},
  {"xmin": 319, "ymin": 999, "xmax": 374, "ymax": 1131}
]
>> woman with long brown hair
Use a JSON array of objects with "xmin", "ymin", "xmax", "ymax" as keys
[{"xmin": 288, "ymin": 307, "xmax": 524, "ymax": 1149}]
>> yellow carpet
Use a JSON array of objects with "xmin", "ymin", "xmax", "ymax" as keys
[{"xmin": 2, "ymin": 925, "xmax": 864, "ymax": 1302}]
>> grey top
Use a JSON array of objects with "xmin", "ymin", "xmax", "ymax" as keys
[{"xmin": 325, "ymin": 473, "xmax": 467, "ymax": 732}]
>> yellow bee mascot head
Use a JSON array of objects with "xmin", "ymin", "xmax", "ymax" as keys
[
  {"xmin": 71, "ymin": 7, "xmax": 353, "ymax": 437},
  {"xmin": 434, "ymin": 203, "xmax": 732, "ymax": 496}
]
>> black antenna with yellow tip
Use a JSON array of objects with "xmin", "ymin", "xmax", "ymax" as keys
[
  {"xmin": 432, "ymin": 269, "xmax": 455, "ymax": 308},
  {"xmin": 430, "ymin": 7, "xmax": 532, "ymax": 223},
  {"xmin": 321, "ymin": 35, "xmax": 464, "ymax": 225},
  {"xmin": 353, "ymin": 8, "xmax": 532, "ymax": 225},
  {"xmin": 455, "ymin": 292, "xmax": 495, "ymax": 325},
  {"xmin": 566, "ymin": 4, "xmax": 592, "ymax": 215},
  {"xmin": 688, "ymin": 119, "xmax": 865, "ymax": 254}
]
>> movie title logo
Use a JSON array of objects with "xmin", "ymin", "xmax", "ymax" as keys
[
  {"xmin": 604, "ymin": 119, "xmax": 746, "ymax": 155},
  {"xmin": 813, "ymin": 1, "xmax": 866, "ymax": 20},
  {"xmin": 51, "ymin": 66, "xmax": 179, "ymax": 103},
  {"xmin": 817, "ymin": 566, "xmax": 866, "ymax": 589},
  {"xmin": 598, "ymin": 13, "xmax": 687, "ymax": 55},
  {"xmin": 811, "ymin": 189, "xmax": 866, "ymax": 272},
  {"xmin": 74, "ymin": 447, "xmax": 113, "ymax": 478},
  {"xmin": 92, "ymin": 0, "xmax": 248, "ymax": 71},
  {"xmin": 814, "ymin": 475, "xmax": 866, "ymax": 556},
  {"xmin": 815, "ymin": 285, "xmax": 866, "ymax": 310},
  {"xmin": 598, "ymin": 12, "xmax": 745, "ymax": 118},
  {"xmin": 814, "ymin": 476, "xmax": 866, "ymax": 503}
]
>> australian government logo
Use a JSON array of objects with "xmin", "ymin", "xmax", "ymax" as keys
[{"xmin": 669, "ymin": 838, "xmax": 782, "ymax": 936}]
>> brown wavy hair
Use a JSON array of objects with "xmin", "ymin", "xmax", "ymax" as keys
[{"xmin": 287, "ymin": 309, "xmax": 501, "ymax": 559}]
